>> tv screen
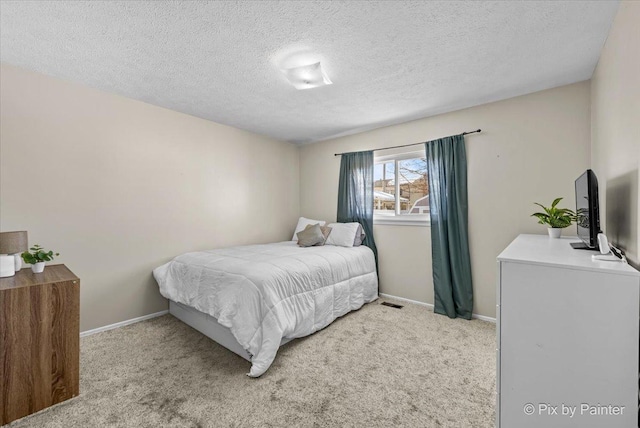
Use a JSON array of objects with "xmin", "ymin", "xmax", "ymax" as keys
[{"xmin": 574, "ymin": 169, "xmax": 600, "ymax": 249}]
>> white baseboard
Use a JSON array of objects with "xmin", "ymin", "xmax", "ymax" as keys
[
  {"xmin": 80, "ymin": 310, "xmax": 169, "ymax": 338},
  {"xmin": 379, "ymin": 293, "xmax": 496, "ymax": 323},
  {"xmin": 79, "ymin": 293, "xmax": 495, "ymax": 338}
]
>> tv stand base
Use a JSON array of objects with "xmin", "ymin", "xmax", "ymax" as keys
[{"xmin": 570, "ymin": 241, "xmax": 598, "ymax": 250}]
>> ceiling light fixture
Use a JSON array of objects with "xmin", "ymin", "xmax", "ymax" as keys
[{"xmin": 281, "ymin": 62, "xmax": 332, "ymax": 90}]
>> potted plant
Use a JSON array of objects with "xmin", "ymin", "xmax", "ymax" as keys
[
  {"xmin": 531, "ymin": 197, "xmax": 575, "ymax": 238},
  {"xmin": 21, "ymin": 244, "xmax": 59, "ymax": 273}
]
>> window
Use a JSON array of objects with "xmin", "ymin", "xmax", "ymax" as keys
[{"xmin": 374, "ymin": 149, "xmax": 430, "ymax": 226}]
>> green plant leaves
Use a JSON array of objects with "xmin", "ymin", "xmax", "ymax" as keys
[
  {"xmin": 21, "ymin": 251, "xmax": 36, "ymax": 264},
  {"xmin": 20, "ymin": 244, "xmax": 59, "ymax": 264},
  {"xmin": 532, "ymin": 198, "xmax": 576, "ymax": 229}
]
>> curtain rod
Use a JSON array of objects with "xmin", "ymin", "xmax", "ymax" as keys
[{"xmin": 333, "ymin": 129, "xmax": 481, "ymax": 156}]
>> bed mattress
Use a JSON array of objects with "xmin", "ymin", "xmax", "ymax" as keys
[{"xmin": 153, "ymin": 241, "xmax": 378, "ymax": 377}]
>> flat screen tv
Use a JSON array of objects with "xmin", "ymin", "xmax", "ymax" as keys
[{"xmin": 571, "ymin": 169, "xmax": 601, "ymax": 250}]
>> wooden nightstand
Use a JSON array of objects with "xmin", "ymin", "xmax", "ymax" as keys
[{"xmin": 0, "ymin": 264, "xmax": 80, "ymax": 425}]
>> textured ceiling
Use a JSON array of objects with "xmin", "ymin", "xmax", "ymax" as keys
[{"xmin": 0, "ymin": 1, "xmax": 619, "ymax": 144}]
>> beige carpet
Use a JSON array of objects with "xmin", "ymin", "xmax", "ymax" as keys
[{"xmin": 8, "ymin": 299, "xmax": 496, "ymax": 428}]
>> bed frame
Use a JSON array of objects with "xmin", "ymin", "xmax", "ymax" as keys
[{"xmin": 169, "ymin": 300, "xmax": 292, "ymax": 361}]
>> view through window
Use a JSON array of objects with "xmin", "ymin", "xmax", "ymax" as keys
[{"xmin": 374, "ymin": 152, "xmax": 429, "ymax": 219}]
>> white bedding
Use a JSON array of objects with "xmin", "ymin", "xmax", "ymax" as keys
[{"xmin": 153, "ymin": 241, "xmax": 378, "ymax": 377}]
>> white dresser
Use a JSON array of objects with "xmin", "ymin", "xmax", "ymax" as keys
[{"xmin": 496, "ymin": 234, "xmax": 639, "ymax": 428}]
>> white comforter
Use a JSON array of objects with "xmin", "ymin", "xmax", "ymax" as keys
[{"xmin": 153, "ymin": 241, "xmax": 378, "ymax": 377}]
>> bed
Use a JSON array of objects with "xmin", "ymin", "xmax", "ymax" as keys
[{"xmin": 153, "ymin": 239, "xmax": 378, "ymax": 377}]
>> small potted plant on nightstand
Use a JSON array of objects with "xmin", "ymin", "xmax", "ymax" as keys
[
  {"xmin": 21, "ymin": 244, "xmax": 59, "ymax": 273},
  {"xmin": 532, "ymin": 197, "xmax": 576, "ymax": 238}
]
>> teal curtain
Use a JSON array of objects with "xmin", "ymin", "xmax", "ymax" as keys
[
  {"xmin": 337, "ymin": 151, "xmax": 378, "ymax": 264},
  {"xmin": 425, "ymin": 135, "xmax": 473, "ymax": 319}
]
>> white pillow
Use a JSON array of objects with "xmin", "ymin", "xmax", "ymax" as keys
[
  {"xmin": 325, "ymin": 222, "xmax": 361, "ymax": 247},
  {"xmin": 292, "ymin": 217, "xmax": 326, "ymax": 242}
]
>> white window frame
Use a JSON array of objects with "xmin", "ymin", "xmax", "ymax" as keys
[{"xmin": 374, "ymin": 148, "xmax": 430, "ymax": 227}]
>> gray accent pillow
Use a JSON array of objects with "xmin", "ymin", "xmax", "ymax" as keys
[
  {"xmin": 296, "ymin": 223, "xmax": 325, "ymax": 247},
  {"xmin": 314, "ymin": 225, "xmax": 333, "ymax": 246},
  {"xmin": 353, "ymin": 224, "xmax": 366, "ymax": 246}
]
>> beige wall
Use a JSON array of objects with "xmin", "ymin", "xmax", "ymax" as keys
[
  {"xmin": 0, "ymin": 64, "xmax": 300, "ymax": 331},
  {"xmin": 300, "ymin": 82, "xmax": 591, "ymax": 318},
  {"xmin": 0, "ymin": 61, "xmax": 599, "ymax": 326},
  {"xmin": 591, "ymin": 1, "xmax": 640, "ymax": 267}
]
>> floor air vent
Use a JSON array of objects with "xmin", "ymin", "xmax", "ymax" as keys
[{"xmin": 381, "ymin": 302, "xmax": 403, "ymax": 309}]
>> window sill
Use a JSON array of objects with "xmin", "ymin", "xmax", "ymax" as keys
[{"xmin": 374, "ymin": 216, "xmax": 431, "ymax": 227}]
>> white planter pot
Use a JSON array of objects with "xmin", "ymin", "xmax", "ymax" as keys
[
  {"xmin": 31, "ymin": 262, "xmax": 46, "ymax": 273},
  {"xmin": 548, "ymin": 228, "xmax": 562, "ymax": 239}
]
